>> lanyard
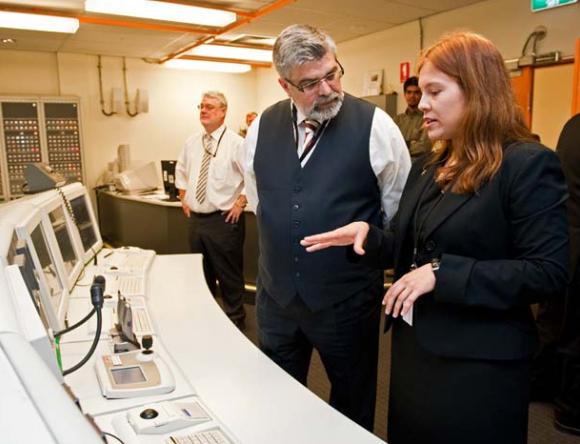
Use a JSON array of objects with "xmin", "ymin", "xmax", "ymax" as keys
[{"xmin": 205, "ymin": 126, "xmax": 227, "ymax": 157}]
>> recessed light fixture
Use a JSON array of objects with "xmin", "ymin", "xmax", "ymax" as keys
[
  {"xmin": 187, "ymin": 44, "xmax": 272, "ymax": 63},
  {"xmin": 85, "ymin": 0, "xmax": 237, "ymax": 28},
  {"xmin": 164, "ymin": 59, "xmax": 252, "ymax": 73},
  {"xmin": 0, "ymin": 11, "xmax": 79, "ymax": 33},
  {"xmin": 1, "ymin": 38, "xmax": 16, "ymax": 44}
]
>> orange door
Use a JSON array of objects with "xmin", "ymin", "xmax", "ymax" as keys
[
  {"xmin": 511, "ymin": 66, "xmax": 534, "ymax": 128},
  {"xmin": 572, "ymin": 38, "xmax": 580, "ymax": 115}
]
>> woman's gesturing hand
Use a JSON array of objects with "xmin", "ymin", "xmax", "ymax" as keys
[{"xmin": 300, "ymin": 221, "xmax": 370, "ymax": 255}]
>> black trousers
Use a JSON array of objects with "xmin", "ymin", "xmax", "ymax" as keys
[
  {"xmin": 256, "ymin": 283, "xmax": 382, "ymax": 431},
  {"xmin": 188, "ymin": 212, "xmax": 245, "ymax": 322}
]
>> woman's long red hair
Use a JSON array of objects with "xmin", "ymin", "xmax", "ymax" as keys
[{"xmin": 419, "ymin": 32, "xmax": 534, "ymax": 193}]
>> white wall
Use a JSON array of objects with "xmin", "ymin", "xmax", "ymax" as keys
[
  {"xmin": 0, "ymin": 50, "xmax": 258, "ymax": 191},
  {"xmin": 0, "ymin": 0, "xmax": 578, "ymax": 192},
  {"xmin": 256, "ymin": 0, "xmax": 580, "ymax": 117}
]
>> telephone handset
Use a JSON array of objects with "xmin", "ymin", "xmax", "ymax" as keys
[{"xmin": 23, "ymin": 163, "xmax": 67, "ymax": 193}]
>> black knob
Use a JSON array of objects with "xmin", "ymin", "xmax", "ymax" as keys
[{"xmin": 141, "ymin": 335, "xmax": 153, "ymax": 353}]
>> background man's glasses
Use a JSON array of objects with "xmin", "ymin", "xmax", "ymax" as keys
[
  {"xmin": 286, "ymin": 60, "xmax": 345, "ymax": 94},
  {"xmin": 198, "ymin": 103, "xmax": 224, "ymax": 111}
]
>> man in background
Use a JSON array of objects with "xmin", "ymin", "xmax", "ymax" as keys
[
  {"xmin": 394, "ymin": 76, "xmax": 430, "ymax": 160},
  {"xmin": 176, "ymin": 91, "xmax": 247, "ymax": 329},
  {"xmin": 243, "ymin": 24, "xmax": 410, "ymax": 430},
  {"xmin": 239, "ymin": 111, "xmax": 258, "ymax": 137}
]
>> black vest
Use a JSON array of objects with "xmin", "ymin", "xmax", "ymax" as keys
[{"xmin": 254, "ymin": 94, "xmax": 382, "ymax": 311}]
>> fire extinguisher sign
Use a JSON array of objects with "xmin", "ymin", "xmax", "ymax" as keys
[{"xmin": 400, "ymin": 62, "xmax": 410, "ymax": 83}]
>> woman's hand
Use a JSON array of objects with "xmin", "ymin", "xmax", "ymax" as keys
[
  {"xmin": 301, "ymin": 222, "xmax": 370, "ymax": 255},
  {"xmin": 384, "ymin": 263, "xmax": 436, "ymax": 317}
]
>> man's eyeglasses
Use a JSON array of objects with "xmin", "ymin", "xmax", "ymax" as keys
[
  {"xmin": 285, "ymin": 61, "xmax": 345, "ymax": 94},
  {"xmin": 197, "ymin": 103, "xmax": 224, "ymax": 111}
]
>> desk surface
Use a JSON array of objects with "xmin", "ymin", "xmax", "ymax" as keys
[
  {"xmin": 148, "ymin": 254, "xmax": 384, "ymax": 444},
  {"xmin": 63, "ymin": 253, "xmax": 385, "ymax": 444}
]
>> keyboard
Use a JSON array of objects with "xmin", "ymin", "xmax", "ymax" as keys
[
  {"xmin": 167, "ymin": 429, "xmax": 231, "ymax": 444},
  {"xmin": 101, "ymin": 248, "xmax": 155, "ymax": 275},
  {"xmin": 124, "ymin": 253, "xmax": 153, "ymax": 270},
  {"xmin": 104, "ymin": 275, "xmax": 145, "ymax": 297},
  {"xmin": 120, "ymin": 276, "xmax": 144, "ymax": 295},
  {"xmin": 132, "ymin": 306, "xmax": 154, "ymax": 335}
]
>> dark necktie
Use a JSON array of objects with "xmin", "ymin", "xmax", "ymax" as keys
[{"xmin": 300, "ymin": 119, "xmax": 320, "ymax": 160}]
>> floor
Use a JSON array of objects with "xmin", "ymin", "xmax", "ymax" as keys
[{"xmin": 235, "ymin": 299, "xmax": 580, "ymax": 444}]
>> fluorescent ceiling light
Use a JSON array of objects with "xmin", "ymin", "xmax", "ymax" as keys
[
  {"xmin": 188, "ymin": 44, "xmax": 272, "ymax": 62},
  {"xmin": 165, "ymin": 59, "xmax": 251, "ymax": 73},
  {"xmin": 0, "ymin": 11, "xmax": 79, "ymax": 33},
  {"xmin": 85, "ymin": 0, "xmax": 237, "ymax": 27}
]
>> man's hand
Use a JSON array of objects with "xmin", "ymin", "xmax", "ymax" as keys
[
  {"xmin": 225, "ymin": 204, "xmax": 243, "ymax": 223},
  {"xmin": 181, "ymin": 201, "xmax": 191, "ymax": 218}
]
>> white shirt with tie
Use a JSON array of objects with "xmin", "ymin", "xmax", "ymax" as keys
[
  {"xmin": 176, "ymin": 123, "xmax": 245, "ymax": 214},
  {"xmin": 243, "ymin": 102, "xmax": 411, "ymax": 224}
]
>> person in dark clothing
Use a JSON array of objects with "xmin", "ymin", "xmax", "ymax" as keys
[
  {"xmin": 243, "ymin": 24, "xmax": 410, "ymax": 431},
  {"xmin": 552, "ymin": 113, "xmax": 580, "ymax": 435},
  {"xmin": 301, "ymin": 32, "xmax": 569, "ymax": 444}
]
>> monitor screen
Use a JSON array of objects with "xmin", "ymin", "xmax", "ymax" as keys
[
  {"xmin": 111, "ymin": 366, "xmax": 146, "ymax": 385},
  {"xmin": 48, "ymin": 206, "xmax": 79, "ymax": 279},
  {"xmin": 8, "ymin": 234, "xmax": 50, "ymax": 330},
  {"xmin": 70, "ymin": 195, "xmax": 97, "ymax": 252},
  {"xmin": 29, "ymin": 224, "xmax": 63, "ymax": 319},
  {"xmin": 161, "ymin": 160, "xmax": 177, "ymax": 196}
]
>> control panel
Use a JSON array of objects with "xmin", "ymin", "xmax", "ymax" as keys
[
  {"xmin": 1, "ymin": 102, "xmax": 42, "ymax": 198},
  {"xmin": 44, "ymin": 102, "xmax": 83, "ymax": 184},
  {"xmin": 0, "ymin": 97, "xmax": 85, "ymax": 200}
]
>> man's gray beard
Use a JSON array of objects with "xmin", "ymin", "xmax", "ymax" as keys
[{"xmin": 307, "ymin": 92, "xmax": 344, "ymax": 121}]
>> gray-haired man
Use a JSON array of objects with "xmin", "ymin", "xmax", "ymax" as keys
[
  {"xmin": 176, "ymin": 91, "xmax": 248, "ymax": 329},
  {"xmin": 244, "ymin": 25, "xmax": 410, "ymax": 430}
]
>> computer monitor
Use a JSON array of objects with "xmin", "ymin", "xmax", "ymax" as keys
[
  {"xmin": 7, "ymin": 233, "xmax": 51, "ymax": 331},
  {"xmin": 115, "ymin": 161, "xmax": 159, "ymax": 194},
  {"xmin": 15, "ymin": 209, "xmax": 69, "ymax": 332},
  {"xmin": 0, "ymin": 205, "xmax": 51, "ymax": 333},
  {"xmin": 43, "ymin": 196, "xmax": 83, "ymax": 290},
  {"xmin": 62, "ymin": 183, "xmax": 103, "ymax": 264},
  {"xmin": 4, "ymin": 263, "xmax": 60, "ymax": 379},
  {"xmin": 161, "ymin": 160, "xmax": 179, "ymax": 201},
  {"xmin": 0, "ymin": 333, "xmax": 104, "ymax": 444},
  {"xmin": 23, "ymin": 190, "xmax": 84, "ymax": 291}
]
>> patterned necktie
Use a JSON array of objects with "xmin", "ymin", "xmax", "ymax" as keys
[
  {"xmin": 195, "ymin": 133, "xmax": 213, "ymax": 203},
  {"xmin": 300, "ymin": 119, "xmax": 321, "ymax": 162}
]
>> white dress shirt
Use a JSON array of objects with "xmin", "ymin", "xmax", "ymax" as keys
[
  {"xmin": 243, "ymin": 102, "xmax": 411, "ymax": 224},
  {"xmin": 176, "ymin": 123, "xmax": 245, "ymax": 213}
]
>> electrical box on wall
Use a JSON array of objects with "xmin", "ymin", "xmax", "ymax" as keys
[
  {"xmin": 361, "ymin": 93, "xmax": 398, "ymax": 119},
  {"xmin": 0, "ymin": 96, "xmax": 85, "ymax": 201}
]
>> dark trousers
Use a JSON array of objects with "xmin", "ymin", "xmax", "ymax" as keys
[
  {"xmin": 256, "ymin": 284, "xmax": 382, "ymax": 431},
  {"xmin": 188, "ymin": 212, "xmax": 245, "ymax": 322}
]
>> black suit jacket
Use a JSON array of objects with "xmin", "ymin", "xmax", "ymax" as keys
[{"xmin": 362, "ymin": 142, "xmax": 569, "ymax": 360}]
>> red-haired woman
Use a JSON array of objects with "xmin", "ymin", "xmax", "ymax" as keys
[{"xmin": 301, "ymin": 32, "xmax": 569, "ymax": 444}]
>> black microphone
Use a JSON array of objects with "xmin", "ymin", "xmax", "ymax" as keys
[{"xmin": 90, "ymin": 275, "xmax": 106, "ymax": 309}]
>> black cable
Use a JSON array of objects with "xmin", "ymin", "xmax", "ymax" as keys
[
  {"xmin": 62, "ymin": 278, "xmax": 105, "ymax": 376},
  {"xmin": 62, "ymin": 308, "xmax": 101, "ymax": 376},
  {"xmin": 102, "ymin": 431, "xmax": 126, "ymax": 444},
  {"xmin": 54, "ymin": 308, "xmax": 95, "ymax": 337},
  {"xmin": 56, "ymin": 276, "xmax": 105, "ymax": 337}
]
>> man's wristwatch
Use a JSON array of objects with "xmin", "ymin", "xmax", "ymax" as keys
[
  {"xmin": 430, "ymin": 258, "xmax": 441, "ymax": 273},
  {"xmin": 235, "ymin": 197, "xmax": 247, "ymax": 209}
]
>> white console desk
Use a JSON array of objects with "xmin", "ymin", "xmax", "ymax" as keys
[{"xmin": 62, "ymin": 253, "xmax": 385, "ymax": 444}]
